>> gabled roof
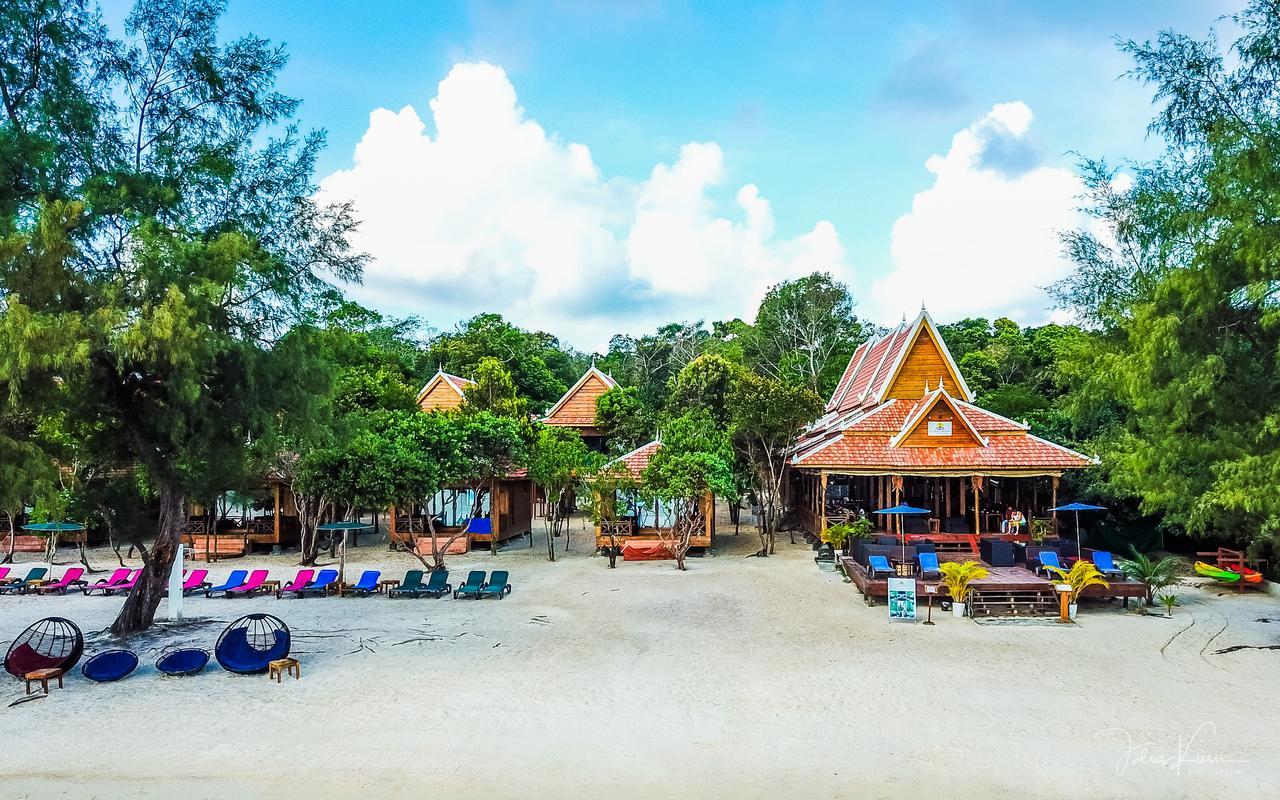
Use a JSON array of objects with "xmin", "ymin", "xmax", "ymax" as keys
[
  {"xmin": 541, "ymin": 365, "xmax": 618, "ymax": 426},
  {"xmin": 825, "ymin": 309, "xmax": 971, "ymax": 414},
  {"xmin": 888, "ymin": 388, "xmax": 988, "ymax": 448},
  {"xmin": 416, "ymin": 370, "xmax": 476, "ymax": 407},
  {"xmin": 604, "ymin": 440, "xmax": 661, "ymax": 480}
]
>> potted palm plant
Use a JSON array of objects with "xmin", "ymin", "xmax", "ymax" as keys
[
  {"xmin": 1045, "ymin": 560, "xmax": 1109, "ymax": 618},
  {"xmin": 939, "ymin": 561, "xmax": 989, "ymax": 617}
]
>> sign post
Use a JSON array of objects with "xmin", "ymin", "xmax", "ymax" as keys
[
  {"xmin": 887, "ymin": 577, "xmax": 917, "ymax": 622},
  {"xmin": 922, "ymin": 584, "xmax": 937, "ymax": 625},
  {"xmin": 1055, "ymin": 582, "xmax": 1071, "ymax": 624}
]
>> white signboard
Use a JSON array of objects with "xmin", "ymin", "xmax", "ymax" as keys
[
  {"xmin": 887, "ymin": 577, "xmax": 917, "ymax": 622},
  {"xmin": 927, "ymin": 421, "xmax": 952, "ymax": 436}
]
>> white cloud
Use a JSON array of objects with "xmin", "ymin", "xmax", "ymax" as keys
[
  {"xmin": 868, "ymin": 101, "xmax": 1087, "ymax": 325},
  {"xmin": 319, "ymin": 62, "xmax": 849, "ymax": 350}
]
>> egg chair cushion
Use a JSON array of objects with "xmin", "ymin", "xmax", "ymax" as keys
[
  {"xmin": 156, "ymin": 648, "xmax": 209, "ymax": 676},
  {"xmin": 4, "ymin": 617, "xmax": 84, "ymax": 678},
  {"xmin": 215, "ymin": 614, "xmax": 290, "ymax": 675},
  {"xmin": 81, "ymin": 649, "xmax": 140, "ymax": 682}
]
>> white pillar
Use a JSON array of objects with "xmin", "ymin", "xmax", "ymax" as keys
[{"xmin": 168, "ymin": 541, "xmax": 184, "ymax": 622}]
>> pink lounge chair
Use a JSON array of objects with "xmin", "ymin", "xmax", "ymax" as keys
[
  {"xmin": 178, "ymin": 569, "xmax": 210, "ymax": 596},
  {"xmin": 34, "ymin": 567, "xmax": 86, "ymax": 594},
  {"xmin": 227, "ymin": 569, "xmax": 269, "ymax": 597},
  {"xmin": 275, "ymin": 569, "xmax": 314, "ymax": 599},
  {"xmin": 0, "ymin": 567, "xmax": 9, "ymax": 583},
  {"xmin": 82, "ymin": 568, "xmax": 132, "ymax": 595},
  {"xmin": 101, "ymin": 568, "xmax": 143, "ymax": 596}
]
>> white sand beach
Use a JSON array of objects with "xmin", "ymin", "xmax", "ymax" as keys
[{"xmin": 0, "ymin": 520, "xmax": 1276, "ymax": 800}]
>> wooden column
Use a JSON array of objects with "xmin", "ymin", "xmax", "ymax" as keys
[
  {"xmin": 273, "ymin": 482, "xmax": 281, "ymax": 545},
  {"xmin": 970, "ymin": 476, "xmax": 982, "ymax": 535},
  {"xmin": 819, "ymin": 472, "xmax": 828, "ymax": 534},
  {"xmin": 1051, "ymin": 476, "xmax": 1059, "ymax": 533}
]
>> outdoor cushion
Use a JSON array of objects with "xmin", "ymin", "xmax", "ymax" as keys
[{"xmin": 156, "ymin": 649, "xmax": 209, "ymax": 676}]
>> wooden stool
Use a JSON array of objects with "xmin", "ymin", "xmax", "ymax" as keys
[
  {"xmin": 268, "ymin": 657, "xmax": 300, "ymax": 682},
  {"xmin": 25, "ymin": 667, "xmax": 64, "ymax": 695}
]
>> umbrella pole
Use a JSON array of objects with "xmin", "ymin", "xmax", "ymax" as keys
[{"xmin": 1075, "ymin": 510, "xmax": 1081, "ymax": 562}]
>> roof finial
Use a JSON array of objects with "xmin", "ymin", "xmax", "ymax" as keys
[
  {"xmin": 939, "ymin": 375, "xmax": 945, "ymax": 392},
  {"xmin": 924, "ymin": 378, "xmax": 930, "ymax": 394},
  {"xmin": 438, "ymin": 362, "xmax": 443, "ymax": 375}
]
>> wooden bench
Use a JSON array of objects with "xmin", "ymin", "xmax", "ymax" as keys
[
  {"xmin": 25, "ymin": 667, "xmax": 64, "ymax": 695},
  {"xmin": 268, "ymin": 657, "xmax": 300, "ymax": 682}
]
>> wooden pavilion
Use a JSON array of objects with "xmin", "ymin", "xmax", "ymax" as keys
[
  {"xmin": 184, "ymin": 476, "xmax": 300, "ymax": 560},
  {"xmin": 416, "ymin": 369, "xmax": 476, "ymax": 412},
  {"xmin": 790, "ymin": 309, "xmax": 1096, "ymax": 554},
  {"xmin": 389, "ymin": 474, "xmax": 534, "ymax": 554},
  {"xmin": 540, "ymin": 365, "xmax": 617, "ymax": 451},
  {"xmin": 592, "ymin": 440, "xmax": 714, "ymax": 551}
]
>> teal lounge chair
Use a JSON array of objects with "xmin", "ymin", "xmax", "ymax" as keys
[
  {"xmin": 453, "ymin": 570, "xmax": 486, "ymax": 599},
  {"xmin": 0, "ymin": 567, "xmax": 48, "ymax": 594},
  {"xmin": 421, "ymin": 570, "xmax": 451, "ymax": 598},
  {"xmin": 478, "ymin": 570, "xmax": 511, "ymax": 599},
  {"xmin": 389, "ymin": 570, "xmax": 426, "ymax": 598}
]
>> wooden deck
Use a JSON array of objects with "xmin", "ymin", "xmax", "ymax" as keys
[{"xmin": 839, "ymin": 553, "xmax": 1146, "ymax": 616}]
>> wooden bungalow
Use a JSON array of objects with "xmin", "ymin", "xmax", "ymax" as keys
[
  {"xmin": 416, "ymin": 369, "xmax": 476, "ymax": 412},
  {"xmin": 790, "ymin": 308, "xmax": 1096, "ymax": 554},
  {"xmin": 540, "ymin": 365, "xmax": 617, "ymax": 451},
  {"xmin": 389, "ymin": 474, "xmax": 534, "ymax": 555},
  {"xmin": 184, "ymin": 476, "xmax": 300, "ymax": 560},
  {"xmin": 593, "ymin": 440, "xmax": 715, "ymax": 551}
]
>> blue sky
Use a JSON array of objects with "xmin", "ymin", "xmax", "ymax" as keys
[{"xmin": 105, "ymin": 0, "xmax": 1236, "ymax": 349}]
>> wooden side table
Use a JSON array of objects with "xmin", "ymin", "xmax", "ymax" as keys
[
  {"xmin": 378, "ymin": 578, "xmax": 400, "ymax": 595},
  {"xmin": 268, "ymin": 657, "xmax": 300, "ymax": 682},
  {"xmin": 260, "ymin": 580, "xmax": 281, "ymax": 595},
  {"xmin": 25, "ymin": 667, "xmax": 64, "ymax": 695}
]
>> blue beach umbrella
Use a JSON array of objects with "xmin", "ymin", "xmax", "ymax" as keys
[
  {"xmin": 873, "ymin": 504, "xmax": 932, "ymax": 562},
  {"xmin": 1048, "ymin": 502, "xmax": 1107, "ymax": 558},
  {"xmin": 22, "ymin": 522, "xmax": 86, "ymax": 567}
]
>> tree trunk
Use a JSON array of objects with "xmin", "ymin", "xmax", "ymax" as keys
[
  {"xmin": 111, "ymin": 487, "xmax": 183, "ymax": 636},
  {"xmin": 2, "ymin": 511, "xmax": 14, "ymax": 564}
]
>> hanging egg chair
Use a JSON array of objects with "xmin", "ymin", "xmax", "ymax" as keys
[
  {"xmin": 4, "ymin": 617, "xmax": 84, "ymax": 678},
  {"xmin": 215, "ymin": 613, "xmax": 290, "ymax": 675}
]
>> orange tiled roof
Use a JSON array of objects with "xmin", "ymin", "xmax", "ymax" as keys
[
  {"xmin": 793, "ymin": 430, "xmax": 1093, "ymax": 471},
  {"xmin": 607, "ymin": 440, "xmax": 661, "ymax": 480}
]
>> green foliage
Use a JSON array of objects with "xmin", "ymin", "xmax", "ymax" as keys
[
  {"xmin": 1046, "ymin": 561, "xmax": 1109, "ymax": 604},
  {"xmin": 1118, "ymin": 547, "xmax": 1183, "ymax": 605},
  {"xmin": 463, "ymin": 356, "xmax": 528, "ymax": 419},
  {"xmin": 642, "ymin": 411, "xmax": 736, "ymax": 505},
  {"xmin": 743, "ymin": 272, "xmax": 867, "ymax": 396},
  {"xmin": 595, "ymin": 386, "xmax": 656, "ymax": 455},
  {"xmin": 669, "ymin": 354, "xmax": 741, "ymax": 429},
  {"xmin": 1052, "ymin": 2, "xmax": 1280, "ymax": 556},
  {"xmin": 428, "ymin": 313, "xmax": 581, "ymax": 411}
]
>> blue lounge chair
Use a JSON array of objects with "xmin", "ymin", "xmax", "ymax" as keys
[
  {"xmin": 479, "ymin": 570, "xmax": 512, "ymax": 599},
  {"xmin": 205, "ymin": 569, "xmax": 249, "ymax": 598},
  {"xmin": 453, "ymin": 570, "xmax": 486, "ymax": 599},
  {"xmin": 917, "ymin": 552, "xmax": 941, "ymax": 580},
  {"xmin": 1036, "ymin": 550, "xmax": 1065, "ymax": 576},
  {"xmin": 297, "ymin": 569, "xmax": 338, "ymax": 598},
  {"xmin": 1091, "ymin": 551, "xmax": 1126, "ymax": 579},
  {"xmin": 345, "ymin": 570, "xmax": 381, "ymax": 596},
  {"xmin": 867, "ymin": 555, "xmax": 893, "ymax": 578},
  {"xmin": 421, "ymin": 570, "xmax": 451, "ymax": 598}
]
